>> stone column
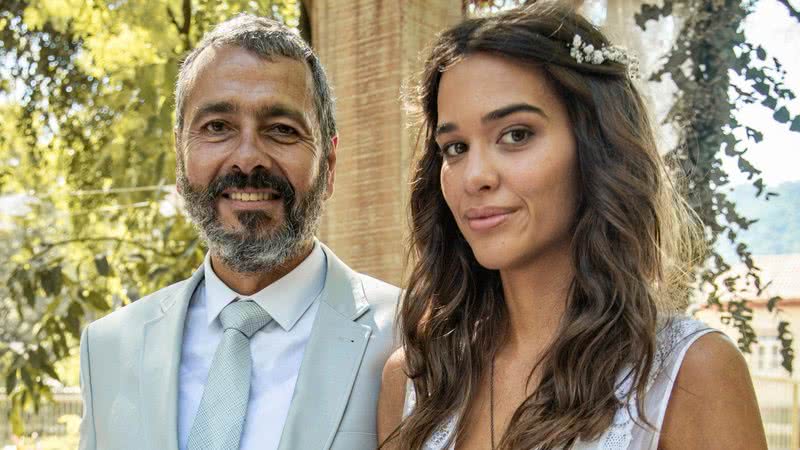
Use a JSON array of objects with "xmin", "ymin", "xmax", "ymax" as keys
[
  {"xmin": 597, "ymin": 0, "xmax": 680, "ymax": 149},
  {"xmin": 309, "ymin": 1, "xmax": 462, "ymax": 285}
]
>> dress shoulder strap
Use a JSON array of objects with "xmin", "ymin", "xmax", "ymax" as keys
[
  {"xmin": 574, "ymin": 316, "xmax": 723, "ymax": 450},
  {"xmin": 641, "ymin": 317, "xmax": 722, "ymax": 447},
  {"xmin": 403, "ymin": 378, "xmax": 417, "ymax": 419},
  {"xmin": 401, "ymin": 379, "xmax": 458, "ymax": 450}
]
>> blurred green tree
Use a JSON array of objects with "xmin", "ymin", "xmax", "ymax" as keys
[
  {"xmin": 636, "ymin": 0, "xmax": 800, "ymax": 370},
  {"xmin": 0, "ymin": 0, "xmax": 301, "ymax": 434}
]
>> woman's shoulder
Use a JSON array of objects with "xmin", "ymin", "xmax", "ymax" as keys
[
  {"xmin": 648, "ymin": 316, "xmax": 735, "ymax": 402},
  {"xmin": 659, "ymin": 323, "xmax": 750, "ymax": 405},
  {"xmin": 382, "ymin": 347, "xmax": 409, "ymax": 392},
  {"xmin": 651, "ymin": 316, "xmax": 716, "ymax": 376},
  {"xmin": 658, "ymin": 328, "xmax": 767, "ymax": 449},
  {"xmin": 377, "ymin": 348, "xmax": 410, "ymax": 445}
]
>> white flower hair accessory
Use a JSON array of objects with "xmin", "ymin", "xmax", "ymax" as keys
[{"xmin": 568, "ymin": 34, "xmax": 640, "ymax": 79}]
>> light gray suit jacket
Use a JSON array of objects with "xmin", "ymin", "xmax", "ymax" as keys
[{"xmin": 78, "ymin": 244, "xmax": 399, "ymax": 450}]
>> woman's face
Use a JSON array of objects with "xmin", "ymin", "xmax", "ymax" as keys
[{"xmin": 437, "ymin": 53, "xmax": 580, "ymax": 271}]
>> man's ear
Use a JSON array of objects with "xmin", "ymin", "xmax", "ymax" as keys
[
  {"xmin": 174, "ymin": 128, "xmax": 183, "ymax": 194},
  {"xmin": 324, "ymin": 135, "xmax": 338, "ymax": 200}
]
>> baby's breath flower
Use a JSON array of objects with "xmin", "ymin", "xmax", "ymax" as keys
[{"xmin": 567, "ymin": 34, "xmax": 640, "ymax": 79}]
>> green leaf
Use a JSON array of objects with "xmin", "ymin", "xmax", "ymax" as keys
[
  {"xmin": 791, "ymin": 115, "xmax": 800, "ymax": 132},
  {"xmin": 11, "ymin": 268, "xmax": 36, "ymax": 306},
  {"xmin": 36, "ymin": 348, "xmax": 60, "ymax": 381},
  {"xmin": 94, "ymin": 255, "xmax": 111, "ymax": 276},
  {"xmin": 148, "ymin": 266, "xmax": 169, "ymax": 279},
  {"xmin": 6, "ymin": 369, "xmax": 18, "ymax": 394},
  {"xmin": 20, "ymin": 366, "xmax": 34, "ymax": 391},
  {"xmin": 756, "ymin": 46, "xmax": 766, "ymax": 61},
  {"xmin": 635, "ymin": 1, "xmax": 672, "ymax": 28},
  {"xmin": 84, "ymin": 291, "xmax": 110, "ymax": 311},
  {"xmin": 761, "ymin": 96, "xmax": 777, "ymax": 109},
  {"xmin": 64, "ymin": 302, "xmax": 84, "ymax": 338},
  {"xmin": 23, "ymin": 277, "xmax": 35, "ymax": 306},
  {"xmin": 39, "ymin": 266, "xmax": 64, "ymax": 296},
  {"xmin": 773, "ymin": 106, "xmax": 791, "ymax": 123},
  {"xmin": 745, "ymin": 127, "xmax": 763, "ymax": 143},
  {"xmin": 767, "ymin": 296, "xmax": 781, "ymax": 312},
  {"xmin": 9, "ymin": 401, "xmax": 24, "ymax": 436},
  {"xmin": 155, "ymin": 152, "xmax": 166, "ymax": 180}
]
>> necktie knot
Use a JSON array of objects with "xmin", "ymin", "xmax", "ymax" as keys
[{"xmin": 219, "ymin": 299, "xmax": 272, "ymax": 338}]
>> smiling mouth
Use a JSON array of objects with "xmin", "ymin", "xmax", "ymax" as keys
[
  {"xmin": 464, "ymin": 208, "xmax": 516, "ymax": 231},
  {"xmin": 223, "ymin": 191, "xmax": 281, "ymax": 202}
]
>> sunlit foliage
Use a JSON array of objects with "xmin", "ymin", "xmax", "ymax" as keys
[{"xmin": 0, "ymin": 0, "xmax": 300, "ymax": 434}]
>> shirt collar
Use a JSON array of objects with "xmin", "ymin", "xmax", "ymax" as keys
[{"xmin": 203, "ymin": 240, "xmax": 327, "ymax": 331}]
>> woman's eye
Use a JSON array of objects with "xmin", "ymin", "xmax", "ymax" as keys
[
  {"xmin": 441, "ymin": 142, "xmax": 467, "ymax": 157},
  {"xmin": 204, "ymin": 120, "xmax": 229, "ymax": 134},
  {"xmin": 499, "ymin": 128, "xmax": 533, "ymax": 145}
]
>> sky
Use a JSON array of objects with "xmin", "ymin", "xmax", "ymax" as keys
[{"xmin": 724, "ymin": 0, "xmax": 800, "ymax": 187}]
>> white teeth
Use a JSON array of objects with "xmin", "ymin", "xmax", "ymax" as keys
[{"xmin": 229, "ymin": 192, "xmax": 274, "ymax": 202}]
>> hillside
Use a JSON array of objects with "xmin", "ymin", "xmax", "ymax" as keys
[{"xmin": 720, "ymin": 180, "xmax": 800, "ymax": 257}]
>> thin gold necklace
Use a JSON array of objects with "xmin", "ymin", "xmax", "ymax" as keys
[{"xmin": 490, "ymin": 355, "xmax": 496, "ymax": 450}]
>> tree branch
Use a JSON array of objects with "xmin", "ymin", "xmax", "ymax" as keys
[
  {"xmin": 166, "ymin": 5, "xmax": 182, "ymax": 34},
  {"xmin": 32, "ymin": 237, "xmax": 183, "ymax": 260},
  {"xmin": 298, "ymin": 0, "xmax": 312, "ymax": 44},
  {"xmin": 182, "ymin": 0, "xmax": 192, "ymax": 34},
  {"xmin": 776, "ymin": 0, "xmax": 800, "ymax": 23}
]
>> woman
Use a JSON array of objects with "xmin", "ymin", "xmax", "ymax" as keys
[{"xmin": 377, "ymin": 2, "xmax": 766, "ymax": 449}]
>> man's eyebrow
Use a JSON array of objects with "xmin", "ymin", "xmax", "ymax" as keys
[
  {"xmin": 482, "ymin": 103, "xmax": 548, "ymax": 123},
  {"xmin": 190, "ymin": 101, "xmax": 238, "ymax": 126}
]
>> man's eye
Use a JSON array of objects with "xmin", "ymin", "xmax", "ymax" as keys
[
  {"xmin": 272, "ymin": 124, "xmax": 298, "ymax": 136},
  {"xmin": 441, "ymin": 142, "xmax": 467, "ymax": 157},
  {"xmin": 204, "ymin": 121, "xmax": 229, "ymax": 134},
  {"xmin": 499, "ymin": 128, "xmax": 533, "ymax": 145},
  {"xmin": 267, "ymin": 124, "xmax": 301, "ymax": 144}
]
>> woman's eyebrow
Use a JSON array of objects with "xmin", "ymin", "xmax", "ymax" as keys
[
  {"xmin": 436, "ymin": 102, "xmax": 548, "ymax": 137},
  {"xmin": 435, "ymin": 122, "xmax": 458, "ymax": 137},
  {"xmin": 482, "ymin": 103, "xmax": 548, "ymax": 123}
]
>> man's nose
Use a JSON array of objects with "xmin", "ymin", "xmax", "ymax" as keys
[
  {"xmin": 463, "ymin": 146, "xmax": 500, "ymax": 195},
  {"xmin": 229, "ymin": 127, "xmax": 273, "ymax": 174}
]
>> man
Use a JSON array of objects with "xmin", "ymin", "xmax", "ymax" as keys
[{"xmin": 78, "ymin": 14, "xmax": 398, "ymax": 450}]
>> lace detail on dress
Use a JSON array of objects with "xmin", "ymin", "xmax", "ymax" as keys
[
  {"xmin": 402, "ymin": 317, "xmax": 714, "ymax": 450},
  {"xmin": 594, "ymin": 317, "xmax": 709, "ymax": 449},
  {"xmin": 403, "ymin": 381, "xmax": 457, "ymax": 450}
]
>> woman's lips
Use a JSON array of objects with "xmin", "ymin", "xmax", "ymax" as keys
[{"xmin": 464, "ymin": 207, "xmax": 516, "ymax": 231}]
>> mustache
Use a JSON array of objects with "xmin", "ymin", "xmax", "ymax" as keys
[{"xmin": 206, "ymin": 169, "xmax": 296, "ymax": 205}]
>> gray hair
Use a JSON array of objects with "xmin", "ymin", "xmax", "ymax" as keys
[{"xmin": 174, "ymin": 14, "xmax": 336, "ymax": 156}]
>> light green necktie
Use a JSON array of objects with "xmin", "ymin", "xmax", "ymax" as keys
[{"xmin": 187, "ymin": 299, "xmax": 272, "ymax": 450}]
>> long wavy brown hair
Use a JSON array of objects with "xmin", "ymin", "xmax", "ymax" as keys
[{"xmin": 390, "ymin": 2, "xmax": 702, "ymax": 449}]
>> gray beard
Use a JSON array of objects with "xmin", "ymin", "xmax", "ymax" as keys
[{"xmin": 176, "ymin": 166, "xmax": 327, "ymax": 274}]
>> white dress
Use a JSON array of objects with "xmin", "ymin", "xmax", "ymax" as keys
[{"xmin": 403, "ymin": 317, "xmax": 719, "ymax": 450}]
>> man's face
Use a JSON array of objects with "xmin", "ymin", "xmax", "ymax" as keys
[{"xmin": 176, "ymin": 45, "xmax": 336, "ymax": 273}]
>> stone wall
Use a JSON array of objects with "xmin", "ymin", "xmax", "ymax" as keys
[{"xmin": 309, "ymin": 0, "xmax": 462, "ymax": 286}]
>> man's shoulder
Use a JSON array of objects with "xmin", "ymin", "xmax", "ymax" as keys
[
  {"xmin": 349, "ymin": 272, "xmax": 399, "ymax": 336},
  {"xmin": 355, "ymin": 272, "xmax": 400, "ymax": 307},
  {"xmin": 85, "ymin": 277, "xmax": 193, "ymax": 337}
]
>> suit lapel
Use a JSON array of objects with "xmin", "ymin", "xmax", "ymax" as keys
[
  {"xmin": 278, "ymin": 244, "xmax": 372, "ymax": 450},
  {"xmin": 140, "ymin": 266, "xmax": 204, "ymax": 450}
]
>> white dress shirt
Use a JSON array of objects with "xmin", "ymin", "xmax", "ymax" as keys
[{"xmin": 177, "ymin": 242, "xmax": 327, "ymax": 450}]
